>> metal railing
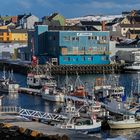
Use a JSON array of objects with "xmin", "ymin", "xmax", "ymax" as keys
[
  {"xmin": 0, "ymin": 106, "xmax": 67, "ymax": 122},
  {"xmin": 0, "ymin": 106, "xmax": 20, "ymax": 113}
]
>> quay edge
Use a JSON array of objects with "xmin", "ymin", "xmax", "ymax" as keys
[{"xmin": 0, "ymin": 119, "xmax": 102, "ymax": 140}]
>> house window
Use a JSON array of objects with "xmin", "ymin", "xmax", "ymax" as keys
[
  {"xmin": 88, "ymin": 36, "xmax": 92, "ymax": 40},
  {"xmin": 53, "ymin": 36, "xmax": 55, "ymax": 40},
  {"xmin": 81, "ymin": 56, "xmax": 85, "ymax": 61},
  {"xmin": 95, "ymin": 36, "xmax": 97, "ymax": 40},
  {"xmin": 123, "ymin": 28, "xmax": 126, "ymax": 31},
  {"xmin": 72, "ymin": 37, "xmax": 76, "ymax": 41},
  {"xmin": 88, "ymin": 56, "xmax": 92, "ymax": 61},
  {"xmin": 49, "ymin": 36, "xmax": 52, "ymax": 40},
  {"xmin": 64, "ymin": 57, "xmax": 68, "ymax": 61},
  {"xmin": 64, "ymin": 36, "xmax": 70, "ymax": 41},
  {"xmin": 76, "ymin": 37, "xmax": 79, "ymax": 41},
  {"xmin": 92, "ymin": 36, "xmax": 95, "ymax": 40},
  {"xmin": 101, "ymin": 56, "xmax": 106, "ymax": 60}
]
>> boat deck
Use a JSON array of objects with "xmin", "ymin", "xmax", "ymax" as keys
[{"xmin": 18, "ymin": 87, "xmax": 41, "ymax": 96}]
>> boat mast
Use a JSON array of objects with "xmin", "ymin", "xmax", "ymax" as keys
[
  {"xmin": 2, "ymin": 67, "xmax": 6, "ymax": 80},
  {"xmin": 138, "ymin": 72, "xmax": 140, "ymax": 96}
]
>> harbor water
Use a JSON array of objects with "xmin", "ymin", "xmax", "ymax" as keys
[{"xmin": 0, "ymin": 71, "xmax": 140, "ymax": 140}]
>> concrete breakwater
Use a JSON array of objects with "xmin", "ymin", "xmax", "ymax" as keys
[
  {"xmin": 0, "ymin": 123, "xmax": 69, "ymax": 140},
  {"xmin": 0, "ymin": 114, "xmax": 69, "ymax": 140},
  {"xmin": 0, "ymin": 60, "xmax": 124, "ymax": 75}
]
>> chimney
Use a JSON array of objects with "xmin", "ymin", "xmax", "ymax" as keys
[{"xmin": 102, "ymin": 21, "xmax": 106, "ymax": 31}]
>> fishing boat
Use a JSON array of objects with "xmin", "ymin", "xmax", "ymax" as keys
[
  {"xmin": 42, "ymin": 74, "xmax": 91, "ymax": 103},
  {"xmin": 27, "ymin": 73, "xmax": 55, "ymax": 89},
  {"xmin": 0, "ymin": 69, "xmax": 19, "ymax": 93},
  {"xmin": 42, "ymin": 85, "xmax": 65, "ymax": 102},
  {"xmin": 27, "ymin": 59, "xmax": 53, "ymax": 89},
  {"xmin": 56, "ymin": 99, "xmax": 101, "ymax": 133},
  {"xmin": 60, "ymin": 112, "xmax": 101, "ymax": 133},
  {"xmin": 108, "ymin": 115, "xmax": 140, "ymax": 129},
  {"xmin": 124, "ymin": 62, "xmax": 140, "ymax": 71}
]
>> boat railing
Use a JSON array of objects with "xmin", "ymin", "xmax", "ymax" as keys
[{"xmin": 0, "ymin": 106, "xmax": 21, "ymax": 113}]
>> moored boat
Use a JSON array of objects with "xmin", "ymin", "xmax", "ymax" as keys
[
  {"xmin": 59, "ymin": 108, "xmax": 101, "ymax": 134},
  {"xmin": 123, "ymin": 62, "xmax": 140, "ymax": 71},
  {"xmin": 42, "ymin": 86, "xmax": 65, "ymax": 102},
  {"xmin": 0, "ymin": 69, "xmax": 19, "ymax": 94},
  {"xmin": 108, "ymin": 115, "xmax": 140, "ymax": 129}
]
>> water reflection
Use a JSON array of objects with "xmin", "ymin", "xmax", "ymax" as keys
[
  {"xmin": 0, "ymin": 71, "xmax": 140, "ymax": 139},
  {"xmin": 104, "ymin": 128, "xmax": 140, "ymax": 140}
]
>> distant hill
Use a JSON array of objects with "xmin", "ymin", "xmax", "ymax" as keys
[{"xmin": 67, "ymin": 14, "xmax": 124, "ymax": 22}]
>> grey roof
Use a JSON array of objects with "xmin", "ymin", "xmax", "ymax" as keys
[
  {"xmin": 120, "ymin": 24, "xmax": 140, "ymax": 27},
  {"xmin": 106, "ymin": 22, "xmax": 116, "ymax": 26},
  {"xmin": 112, "ymin": 17, "xmax": 124, "ymax": 23},
  {"xmin": 127, "ymin": 16, "xmax": 140, "ymax": 23},
  {"xmin": 48, "ymin": 25, "xmax": 98, "ymax": 31},
  {"xmin": 127, "ymin": 29, "xmax": 140, "ymax": 34},
  {"xmin": 80, "ymin": 21, "xmax": 102, "ymax": 26},
  {"xmin": 0, "ymin": 29, "xmax": 8, "ymax": 33},
  {"xmin": 11, "ymin": 29, "xmax": 28, "ymax": 33}
]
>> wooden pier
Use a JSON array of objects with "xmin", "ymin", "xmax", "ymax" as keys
[
  {"xmin": 0, "ymin": 59, "xmax": 124, "ymax": 75},
  {"xmin": 51, "ymin": 63, "xmax": 124, "ymax": 75}
]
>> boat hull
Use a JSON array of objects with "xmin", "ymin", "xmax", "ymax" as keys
[
  {"xmin": 62, "ymin": 123, "xmax": 101, "ymax": 133},
  {"xmin": 108, "ymin": 121, "xmax": 140, "ymax": 129},
  {"xmin": 72, "ymin": 126, "xmax": 101, "ymax": 133},
  {"xmin": 42, "ymin": 94, "xmax": 64, "ymax": 102}
]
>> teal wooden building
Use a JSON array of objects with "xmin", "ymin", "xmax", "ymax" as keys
[{"xmin": 34, "ymin": 25, "xmax": 110, "ymax": 65}]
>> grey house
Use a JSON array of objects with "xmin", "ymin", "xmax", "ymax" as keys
[{"xmin": 17, "ymin": 14, "xmax": 39, "ymax": 29}]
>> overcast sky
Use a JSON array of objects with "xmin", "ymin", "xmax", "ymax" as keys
[{"xmin": 0, "ymin": 0, "xmax": 140, "ymax": 18}]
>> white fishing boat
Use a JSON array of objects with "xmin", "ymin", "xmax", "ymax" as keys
[
  {"xmin": 124, "ymin": 62, "xmax": 140, "ymax": 71},
  {"xmin": 42, "ymin": 74, "xmax": 91, "ymax": 103},
  {"xmin": 0, "ymin": 69, "xmax": 19, "ymax": 93},
  {"xmin": 56, "ymin": 99, "xmax": 101, "ymax": 133},
  {"xmin": 108, "ymin": 115, "xmax": 140, "ymax": 129},
  {"xmin": 27, "ymin": 73, "xmax": 55, "ymax": 89},
  {"xmin": 42, "ymin": 86, "xmax": 65, "ymax": 102},
  {"xmin": 27, "ymin": 61, "xmax": 54, "ymax": 89},
  {"xmin": 60, "ymin": 113, "xmax": 101, "ymax": 133}
]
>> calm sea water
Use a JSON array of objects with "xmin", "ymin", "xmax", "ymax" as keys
[{"xmin": 0, "ymin": 71, "xmax": 140, "ymax": 140}]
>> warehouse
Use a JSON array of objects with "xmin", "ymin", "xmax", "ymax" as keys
[{"xmin": 34, "ymin": 25, "xmax": 110, "ymax": 65}]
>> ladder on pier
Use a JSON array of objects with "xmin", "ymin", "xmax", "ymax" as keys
[
  {"xmin": 0, "ymin": 106, "xmax": 67, "ymax": 122},
  {"xmin": 19, "ymin": 108, "xmax": 67, "ymax": 121}
]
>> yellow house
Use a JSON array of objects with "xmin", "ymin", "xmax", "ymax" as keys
[
  {"xmin": 0, "ymin": 29, "xmax": 12, "ymax": 42},
  {"xmin": 0, "ymin": 26, "xmax": 8, "ymax": 29},
  {"xmin": 11, "ymin": 29, "xmax": 28, "ymax": 43},
  {"xmin": 120, "ymin": 16, "xmax": 140, "ymax": 36}
]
